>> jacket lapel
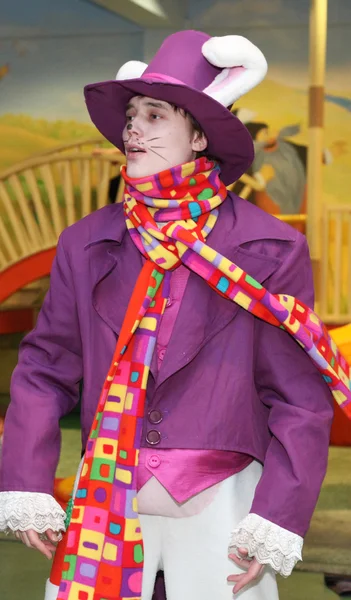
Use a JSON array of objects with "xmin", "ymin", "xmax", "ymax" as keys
[
  {"xmin": 156, "ymin": 197, "xmax": 283, "ymax": 388},
  {"xmin": 88, "ymin": 233, "xmax": 159, "ymax": 380},
  {"xmin": 90, "ymin": 239, "xmax": 140, "ymax": 336}
]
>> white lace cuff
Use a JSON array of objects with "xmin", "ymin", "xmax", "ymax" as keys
[
  {"xmin": 0, "ymin": 491, "xmax": 66, "ymax": 534},
  {"xmin": 229, "ymin": 513, "xmax": 303, "ymax": 577}
]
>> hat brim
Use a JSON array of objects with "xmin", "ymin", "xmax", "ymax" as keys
[{"xmin": 84, "ymin": 79, "xmax": 254, "ymax": 186}]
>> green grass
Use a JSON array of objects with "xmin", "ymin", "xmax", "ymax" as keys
[
  {"xmin": 57, "ymin": 413, "xmax": 82, "ymax": 478},
  {"xmin": 316, "ymin": 484, "xmax": 351, "ymax": 511}
]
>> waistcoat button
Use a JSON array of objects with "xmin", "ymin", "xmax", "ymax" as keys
[
  {"xmin": 148, "ymin": 409, "xmax": 163, "ymax": 424},
  {"xmin": 148, "ymin": 455, "xmax": 161, "ymax": 468},
  {"xmin": 146, "ymin": 430, "xmax": 161, "ymax": 445}
]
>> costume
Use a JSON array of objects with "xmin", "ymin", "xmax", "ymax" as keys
[{"xmin": 0, "ymin": 30, "xmax": 349, "ymax": 600}]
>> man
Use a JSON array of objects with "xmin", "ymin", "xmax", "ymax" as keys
[{"xmin": 0, "ymin": 31, "xmax": 336, "ymax": 600}]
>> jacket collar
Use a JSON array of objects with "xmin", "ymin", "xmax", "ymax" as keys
[{"xmin": 84, "ymin": 202, "xmax": 127, "ymax": 249}]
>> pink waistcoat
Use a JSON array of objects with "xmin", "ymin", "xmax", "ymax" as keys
[{"xmin": 137, "ymin": 265, "xmax": 252, "ymax": 502}]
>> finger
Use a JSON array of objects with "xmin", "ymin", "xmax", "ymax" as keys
[
  {"xmin": 229, "ymin": 554, "xmax": 251, "ymax": 570},
  {"xmin": 232, "ymin": 562, "xmax": 265, "ymax": 595},
  {"xmin": 26, "ymin": 530, "xmax": 54, "ymax": 560},
  {"xmin": 20, "ymin": 531, "xmax": 33, "ymax": 548},
  {"xmin": 228, "ymin": 572, "xmax": 254, "ymax": 583},
  {"xmin": 42, "ymin": 539, "xmax": 58, "ymax": 552},
  {"xmin": 232, "ymin": 569, "xmax": 260, "ymax": 595},
  {"xmin": 227, "ymin": 573, "xmax": 246, "ymax": 583},
  {"xmin": 14, "ymin": 531, "xmax": 21, "ymax": 540},
  {"xmin": 237, "ymin": 547, "xmax": 249, "ymax": 558},
  {"xmin": 28, "ymin": 535, "xmax": 56, "ymax": 558},
  {"xmin": 45, "ymin": 529, "xmax": 60, "ymax": 543},
  {"xmin": 228, "ymin": 572, "xmax": 256, "ymax": 595},
  {"xmin": 233, "ymin": 573, "xmax": 254, "ymax": 595},
  {"xmin": 248, "ymin": 561, "xmax": 265, "ymax": 579}
]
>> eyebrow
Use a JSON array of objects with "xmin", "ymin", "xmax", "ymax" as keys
[{"xmin": 126, "ymin": 100, "xmax": 169, "ymax": 112}]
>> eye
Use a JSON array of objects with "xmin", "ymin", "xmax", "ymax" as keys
[
  {"xmin": 126, "ymin": 115, "xmax": 134, "ymax": 122},
  {"xmin": 150, "ymin": 113, "xmax": 161, "ymax": 120}
]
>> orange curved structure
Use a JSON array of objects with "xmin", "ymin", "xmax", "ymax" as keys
[
  {"xmin": 0, "ymin": 248, "xmax": 56, "ymax": 335},
  {"xmin": 0, "ymin": 247, "xmax": 56, "ymax": 305}
]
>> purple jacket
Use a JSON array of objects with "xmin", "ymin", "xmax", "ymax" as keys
[{"xmin": 0, "ymin": 193, "xmax": 333, "ymax": 537}]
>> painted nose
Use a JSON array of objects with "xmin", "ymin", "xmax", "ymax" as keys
[{"xmin": 127, "ymin": 117, "xmax": 143, "ymax": 138}]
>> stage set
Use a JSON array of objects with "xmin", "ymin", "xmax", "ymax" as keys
[{"xmin": 0, "ymin": 0, "xmax": 350, "ymax": 599}]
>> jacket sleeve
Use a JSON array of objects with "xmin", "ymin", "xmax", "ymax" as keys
[
  {"xmin": 250, "ymin": 234, "xmax": 334, "ymax": 537},
  {"xmin": 0, "ymin": 230, "xmax": 83, "ymax": 495},
  {"xmin": 229, "ymin": 234, "xmax": 334, "ymax": 575}
]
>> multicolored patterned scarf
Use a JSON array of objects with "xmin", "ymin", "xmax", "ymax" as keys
[{"xmin": 57, "ymin": 157, "xmax": 351, "ymax": 600}]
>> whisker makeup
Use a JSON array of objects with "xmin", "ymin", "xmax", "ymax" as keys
[{"xmin": 149, "ymin": 148, "xmax": 169, "ymax": 162}]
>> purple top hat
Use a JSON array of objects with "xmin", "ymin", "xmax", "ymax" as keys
[{"xmin": 84, "ymin": 30, "xmax": 267, "ymax": 185}]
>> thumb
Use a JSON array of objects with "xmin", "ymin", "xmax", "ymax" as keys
[
  {"xmin": 238, "ymin": 547, "xmax": 249, "ymax": 558},
  {"xmin": 46, "ymin": 529, "xmax": 60, "ymax": 543}
]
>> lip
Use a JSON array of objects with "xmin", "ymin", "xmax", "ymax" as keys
[
  {"xmin": 124, "ymin": 142, "xmax": 146, "ymax": 152},
  {"xmin": 125, "ymin": 144, "xmax": 147, "ymax": 161}
]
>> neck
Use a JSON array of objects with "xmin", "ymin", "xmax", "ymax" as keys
[
  {"xmin": 122, "ymin": 157, "xmax": 227, "ymax": 223},
  {"xmin": 123, "ymin": 157, "xmax": 216, "ymax": 184}
]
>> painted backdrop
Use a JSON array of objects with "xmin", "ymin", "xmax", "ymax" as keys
[{"xmin": 1, "ymin": 0, "xmax": 350, "ymax": 212}]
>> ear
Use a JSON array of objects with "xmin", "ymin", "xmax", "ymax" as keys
[
  {"xmin": 191, "ymin": 130, "xmax": 208, "ymax": 153},
  {"xmin": 116, "ymin": 61, "xmax": 148, "ymax": 81},
  {"xmin": 202, "ymin": 36, "xmax": 267, "ymax": 107}
]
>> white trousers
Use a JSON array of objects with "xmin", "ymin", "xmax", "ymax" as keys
[{"xmin": 45, "ymin": 461, "xmax": 279, "ymax": 600}]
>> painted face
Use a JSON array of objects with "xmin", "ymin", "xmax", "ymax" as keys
[{"xmin": 122, "ymin": 96, "xmax": 207, "ymax": 178}]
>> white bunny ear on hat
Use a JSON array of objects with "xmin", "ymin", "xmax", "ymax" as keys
[
  {"xmin": 202, "ymin": 36, "xmax": 267, "ymax": 107},
  {"xmin": 116, "ymin": 61, "xmax": 148, "ymax": 81}
]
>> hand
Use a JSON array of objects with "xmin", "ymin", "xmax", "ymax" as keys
[
  {"xmin": 14, "ymin": 528, "xmax": 61, "ymax": 560},
  {"xmin": 228, "ymin": 547, "xmax": 265, "ymax": 595}
]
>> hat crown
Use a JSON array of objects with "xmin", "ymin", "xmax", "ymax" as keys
[{"xmin": 143, "ymin": 30, "xmax": 222, "ymax": 91}]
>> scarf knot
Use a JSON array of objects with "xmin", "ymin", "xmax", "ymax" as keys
[{"xmin": 122, "ymin": 157, "xmax": 227, "ymax": 270}]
